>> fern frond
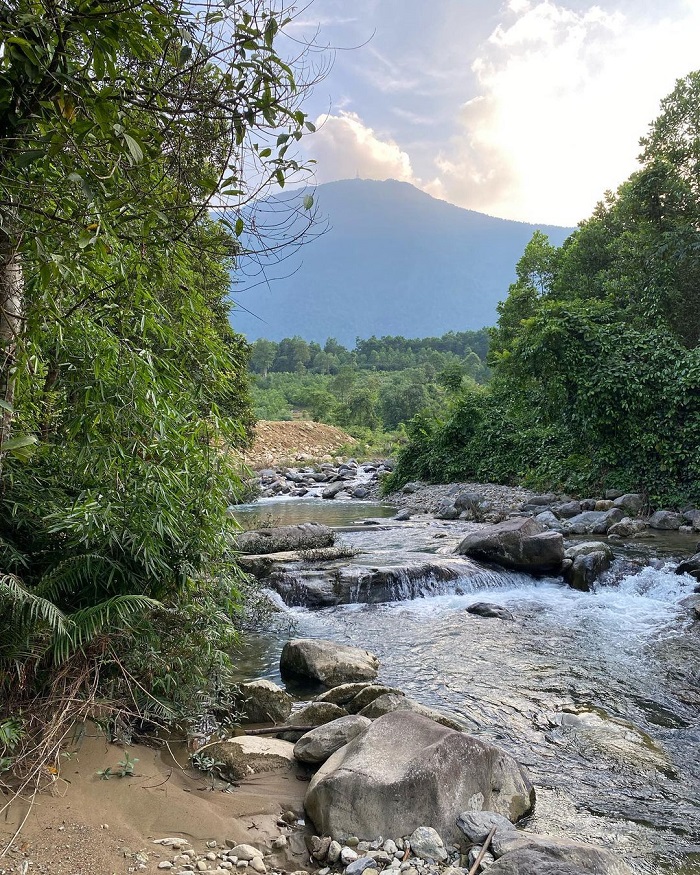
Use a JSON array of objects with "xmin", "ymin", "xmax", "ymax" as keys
[
  {"xmin": 53, "ymin": 595, "xmax": 160, "ymax": 664},
  {"xmin": 34, "ymin": 554, "xmax": 128, "ymax": 603},
  {"xmin": 0, "ymin": 574, "xmax": 67, "ymax": 634}
]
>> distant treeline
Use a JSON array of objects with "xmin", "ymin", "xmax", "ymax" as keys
[
  {"xmin": 248, "ymin": 330, "xmax": 491, "ymax": 437},
  {"xmin": 249, "ymin": 329, "xmax": 490, "ymax": 376}
]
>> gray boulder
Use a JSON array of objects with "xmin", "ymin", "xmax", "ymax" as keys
[
  {"xmin": 456, "ymin": 517, "xmax": 564, "ymax": 574},
  {"xmin": 277, "ymin": 702, "xmax": 349, "ymax": 742},
  {"xmin": 466, "ymin": 602, "xmax": 514, "ymax": 621},
  {"xmin": 562, "ymin": 509, "xmax": 623, "ymax": 535},
  {"xmin": 563, "ymin": 550, "xmax": 611, "ymax": 592},
  {"xmin": 564, "ymin": 542, "xmax": 613, "ymax": 561},
  {"xmin": 315, "ymin": 682, "xmax": 376, "ymax": 706},
  {"xmin": 454, "ymin": 492, "xmax": 483, "ymax": 516},
  {"xmin": 304, "ymin": 711, "xmax": 534, "ymax": 844},
  {"xmin": 613, "ymin": 493, "xmax": 644, "ymax": 515},
  {"xmin": 280, "ymin": 638, "xmax": 380, "ymax": 687},
  {"xmin": 648, "ymin": 510, "xmax": 684, "ymax": 530},
  {"xmin": 394, "ymin": 509, "xmax": 412, "ymax": 521},
  {"xmin": 608, "ymin": 517, "xmax": 647, "ymax": 537},
  {"xmin": 236, "ymin": 679, "xmax": 293, "ymax": 724},
  {"xmin": 322, "ymin": 481, "xmax": 348, "ymax": 500},
  {"xmin": 682, "ymin": 509, "xmax": 700, "ymax": 529},
  {"xmin": 456, "ymin": 810, "xmax": 516, "ymax": 843},
  {"xmin": 235, "ymin": 523, "xmax": 334, "ymax": 555},
  {"xmin": 435, "ymin": 500, "xmax": 461, "ymax": 521},
  {"xmin": 408, "ymin": 827, "xmax": 447, "ymax": 863},
  {"xmin": 358, "ymin": 692, "xmax": 464, "ymax": 730},
  {"xmin": 490, "ymin": 833, "xmax": 632, "ymax": 875},
  {"xmin": 676, "ymin": 553, "xmax": 700, "ymax": 581},
  {"xmin": 534, "ymin": 511, "xmax": 565, "ymax": 533},
  {"xmin": 551, "ymin": 500, "xmax": 582, "ymax": 519},
  {"xmin": 293, "ymin": 715, "xmax": 371, "ymax": 764}
]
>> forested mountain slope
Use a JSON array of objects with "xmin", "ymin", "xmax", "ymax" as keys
[{"xmin": 231, "ymin": 179, "xmax": 572, "ymax": 344}]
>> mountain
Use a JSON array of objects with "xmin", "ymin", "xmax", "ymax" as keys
[{"xmin": 229, "ymin": 178, "xmax": 573, "ymax": 345}]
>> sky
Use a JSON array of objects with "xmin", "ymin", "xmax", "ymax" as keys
[{"xmin": 284, "ymin": 0, "xmax": 700, "ymax": 226}]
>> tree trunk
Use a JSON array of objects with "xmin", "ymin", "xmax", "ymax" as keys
[{"xmin": 0, "ymin": 229, "xmax": 24, "ymax": 450}]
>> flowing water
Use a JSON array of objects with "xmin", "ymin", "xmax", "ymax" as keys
[{"xmin": 233, "ymin": 499, "xmax": 700, "ymax": 874}]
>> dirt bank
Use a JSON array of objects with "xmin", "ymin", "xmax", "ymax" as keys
[
  {"xmin": 0, "ymin": 729, "xmax": 307, "ymax": 875},
  {"xmin": 242, "ymin": 421, "xmax": 356, "ymax": 469}
]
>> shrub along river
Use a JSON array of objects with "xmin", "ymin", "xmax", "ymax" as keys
[{"xmin": 233, "ymin": 498, "xmax": 700, "ymax": 875}]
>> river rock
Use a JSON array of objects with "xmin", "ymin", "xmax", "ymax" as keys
[
  {"xmin": 613, "ymin": 493, "xmax": 644, "ymax": 515},
  {"xmin": 280, "ymin": 639, "xmax": 379, "ymax": 687},
  {"xmin": 357, "ymin": 692, "xmax": 463, "ymax": 730},
  {"xmin": 454, "ymin": 492, "xmax": 483, "ymax": 517},
  {"xmin": 456, "ymin": 810, "xmax": 516, "ymax": 843},
  {"xmin": 607, "ymin": 517, "xmax": 647, "ymax": 537},
  {"xmin": 322, "ymin": 482, "xmax": 348, "ymax": 500},
  {"xmin": 455, "ymin": 517, "xmax": 564, "ymax": 574},
  {"xmin": 345, "ymin": 858, "xmax": 376, "ymax": 875},
  {"xmin": 278, "ymin": 702, "xmax": 349, "ymax": 742},
  {"xmin": 562, "ymin": 508, "xmax": 623, "ymax": 535},
  {"xmin": 235, "ymin": 523, "xmax": 334, "ymax": 555},
  {"xmin": 648, "ymin": 510, "xmax": 684, "ymax": 530},
  {"xmin": 551, "ymin": 500, "xmax": 582, "ymax": 518},
  {"xmin": 315, "ymin": 682, "xmax": 375, "ymax": 706},
  {"xmin": 293, "ymin": 716, "xmax": 372, "ymax": 764},
  {"xmin": 682, "ymin": 509, "xmax": 700, "ymax": 529},
  {"xmin": 345, "ymin": 685, "xmax": 404, "ymax": 713},
  {"xmin": 304, "ymin": 711, "xmax": 534, "ymax": 844},
  {"xmin": 394, "ymin": 509, "xmax": 412, "ymax": 521},
  {"xmin": 534, "ymin": 511, "xmax": 565, "ymax": 532},
  {"xmin": 676, "ymin": 553, "xmax": 700, "ymax": 581},
  {"xmin": 435, "ymin": 500, "xmax": 461, "ymax": 520},
  {"xmin": 466, "ymin": 602, "xmax": 514, "ymax": 620},
  {"xmin": 563, "ymin": 550, "xmax": 610, "ymax": 592},
  {"xmin": 236, "ymin": 680, "xmax": 292, "ymax": 724},
  {"xmin": 408, "ymin": 827, "xmax": 448, "ymax": 863},
  {"xmin": 489, "ymin": 833, "xmax": 633, "ymax": 875},
  {"xmin": 206, "ymin": 737, "xmax": 297, "ymax": 781}
]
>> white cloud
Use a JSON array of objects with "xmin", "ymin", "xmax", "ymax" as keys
[
  {"xmin": 306, "ymin": 111, "xmax": 419, "ymax": 184},
  {"xmin": 431, "ymin": 1, "xmax": 700, "ymax": 224}
]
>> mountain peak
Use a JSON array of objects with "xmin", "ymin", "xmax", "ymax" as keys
[{"xmin": 230, "ymin": 178, "xmax": 573, "ymax": 344}]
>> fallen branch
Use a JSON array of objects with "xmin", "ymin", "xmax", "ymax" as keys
[
  {"xmin": 244, "ymin": 725, "xmax": 316, "ymax": 736},
  {"xmin": 467, "ymin": 826, "xmax": 497, "ymax": 875}
]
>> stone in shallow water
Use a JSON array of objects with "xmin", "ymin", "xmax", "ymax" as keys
[{"xmin": 465, "ymin": 602, "xmax": 514, "ymax": 621}]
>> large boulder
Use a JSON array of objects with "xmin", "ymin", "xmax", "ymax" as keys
[
  {"xmin": 304, "ymin": 711, "xmax": 534, "ymax": 844},
  {"xmin": 280, "ymin": 638, "xmax": 380, "ymax": 687},
  {"xmin": 277, "ymin": 701, "xmax": 348, "ymax": 742},
  {"xmin": 293, "ymin": 715, "xmax": 372, "ymax": 764},
  {"xmin": 234, "ymin": 523, "xmax": 334, "ymax": 555},
  {"xmin": 236, "ymin": 679, "xmax": 293, "ymax": 724},
  {"xmin": 612, "ymin": 493, "xmax": 644, "ymax": 515},
  {"xmin": 648, "ymin": 510, "xmax": 684, "ymax": 530},
  {"xmin": 563, "ymin": 542, "xmax": 613, "ymax": 592},
  {"xmin": 455, "ymin": 517, "xmax": 564, "ymax": 574},
  {"xmin": 490, "ymin": 833, "xmax": 632, "ymax": 875},
  {"xmin": 562, "ymin": 509, "xmax": 624, "ymax": 535},
  {"xmin": 357, "ymin": 692, "xmax": 464, "ymax": 730},
  {"xmin": 676, "ymin": 553, "xmax": 700, "ymax": 581},
  {"xmin": 206, "ymin": 737, "xmax": 298, "ymax": 781},
  {"xmin": 608, "ymin": 517, "xmax": 647, "ymax": 537}
]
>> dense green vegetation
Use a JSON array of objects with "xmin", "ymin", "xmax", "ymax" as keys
[
  {"xmin": 0, "ymin": 0, "xmax": 315, "ymax": 763},
  {"xmin": 385, "ymin": 72, "xmax": 700, "ymax": 507},
  {"xmin": 249, "ymin": 331, "xmax": 490, "ymax": 438}
]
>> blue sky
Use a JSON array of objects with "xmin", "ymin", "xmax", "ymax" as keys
[{"xmin": 283, "ymin": 0, "xmax": 700, "ymax": 225}]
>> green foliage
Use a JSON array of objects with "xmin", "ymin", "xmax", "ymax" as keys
[
  {"xmin": 385, "ymin": 71, "xmax": 700, "ymax": 507},
  {"xmin": 97, "ymin": 751, "xmax": 138, "ymax": 780},
  {"xmin": 0, "ymin": 0, "xmax": 316, "ymax": 731}
]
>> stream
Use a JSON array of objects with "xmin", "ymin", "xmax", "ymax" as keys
[{"xmin": 233, "ymin": 498, "xmax": 700, "ymax": 875}]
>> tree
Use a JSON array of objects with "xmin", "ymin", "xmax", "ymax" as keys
[
  {"xmin": 250, "ymin": 338, "xmax": 278, "ymax": 377},
  {"xmin": 0, "ymin": 0, "xmax": 316, "ymax": 451},
  {"xmin": 0, "ymin": 0, "xmax": 319, "ymax": 738}
]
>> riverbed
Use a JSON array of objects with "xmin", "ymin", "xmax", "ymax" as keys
[{"xmin": 232, "ymin": 498, "xmax": 700, "ymax": 875}]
